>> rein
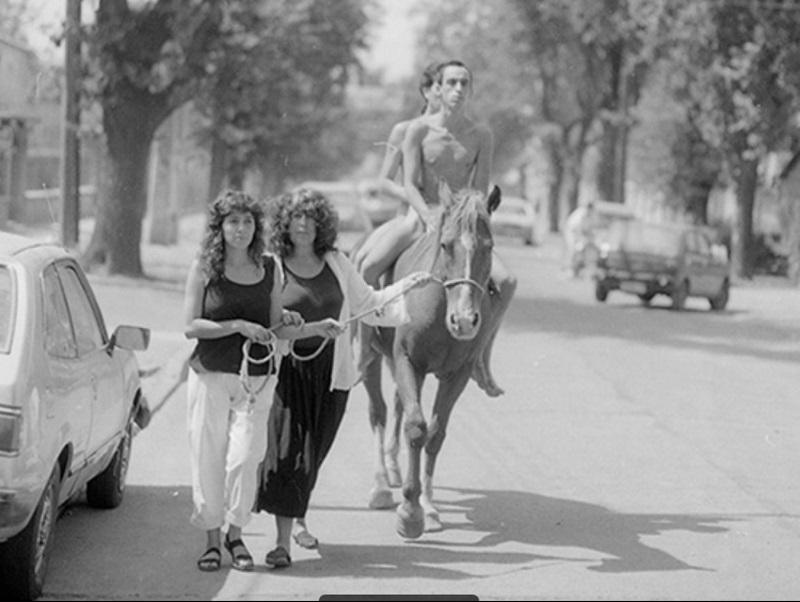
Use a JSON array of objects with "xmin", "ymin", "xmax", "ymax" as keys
[
  {"xmin": 286, "ymin": 275, "xmax": 422, "ymax": 362},
  {"xmin": 239, "ymin": 334, "xmax": 278, "ymax": 402}
]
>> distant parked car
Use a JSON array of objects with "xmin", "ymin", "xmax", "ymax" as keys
[
  {"xmin": 298, "ymin": 181, "xmax": 372, "ymax": 232},
  {"xmin": 594, "ymin": 220, "xmax": 731, "ymax": 311},
  {"xmin": 491, "ymin": 195, "xmax": 537, "ymax": 246},
  {"xmin": 0, "ymin": 232, "xmax": 150, "ymax": 600}
]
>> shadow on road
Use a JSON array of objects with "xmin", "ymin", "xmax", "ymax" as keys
[
  {"xmin": 42, "ymin": 483, "xmax": 796, "ymax": 592},
  {"xmin": 425, "ymin": 486, "xmax": 726, "ymax": 573},
  {"xmin": 44, "ymin": 486, "xmax": 226, "ymax": 601},
  {"xmin": 504, "ymin": 296, "xmax": 800, "ymax": 365}
]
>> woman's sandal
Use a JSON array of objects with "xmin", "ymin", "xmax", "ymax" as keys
[
  {"xmin": 224, "ymin": 535, "xmax": 255, "ymax": 572},
  {"xmin": 197, "ymin": 546, "xmax": 221, "ymax": 572},
  {"xmin": 265, "ymin": 545, "xmax": 292, "ymax": 568},
  {"xmin": 292, "ymin": 529, "xmax": 319, "ymax": 550}
]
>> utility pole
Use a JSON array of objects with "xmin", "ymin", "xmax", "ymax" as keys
[{"xmin": 61, "ymin": 0, "xmax": 81, "ymax": 248}]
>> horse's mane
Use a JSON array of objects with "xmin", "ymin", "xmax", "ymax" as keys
[{"xmin": 440, "ymin": 188, "xmax": 491, "ymax": 239}]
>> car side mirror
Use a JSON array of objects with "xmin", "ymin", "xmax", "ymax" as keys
[{"xmin": 110, "ymin": 325, "xmax": 150, "ymax": 351}]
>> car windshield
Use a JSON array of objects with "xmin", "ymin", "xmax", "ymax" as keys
[
  {"xmin": 608, "ymin": 221, "xmax": 682, "ymax": 255},
  {"xmin": 0, "ymin": 266, "xmax": 13, "ymax": 353}
]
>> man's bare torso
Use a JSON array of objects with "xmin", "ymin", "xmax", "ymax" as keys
[{"xmin": 419, "ymin": 120, "xmax": 483, "ymax": 205}]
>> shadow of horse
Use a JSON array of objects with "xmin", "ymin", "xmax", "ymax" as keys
[
  {"xmin": 299, "ymin": 486, "xmax": 743, "ymax": 580},
  {"xmin": 424, "ymin": 486, "xmax": 730, "ymax": 573}
]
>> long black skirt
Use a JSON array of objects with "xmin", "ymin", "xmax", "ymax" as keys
[{"xmin": 254, "ymin": 343, "xmax": 348, "ymax": 518}]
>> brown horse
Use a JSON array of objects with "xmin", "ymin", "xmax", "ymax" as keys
[{"xmin": 356, "ymin": 183, "xmax": 502, "ymax": 539}]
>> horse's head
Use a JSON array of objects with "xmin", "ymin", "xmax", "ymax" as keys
[{"xmin": 433, "ymin": 182, "xmax": 501, "ymax": 340}]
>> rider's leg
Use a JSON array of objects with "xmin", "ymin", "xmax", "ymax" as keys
[
  {"xmin": 354, "ymin": 215, "xmax": 399, "ymax": 274},
  {"xmin": 471, "ymin": 251, "xmax": 516, "ymax": 397},
  {"xmin": 361, "ymin": 211, "xmax": 421, "ymax": 287},
  {"xmin": 355, "ymin": 212, "xmax": 422, "ymax": 379}
]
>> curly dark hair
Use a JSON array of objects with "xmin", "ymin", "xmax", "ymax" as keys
[
  {"xmin": 267, "ymin": 188, "xmax": 339, "ymax": 258},
  {"xmin": 199, "ymin": 189, "xmax": 266, "ymax": 282}
]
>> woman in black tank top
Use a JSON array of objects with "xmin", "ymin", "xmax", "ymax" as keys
[{"xmin": 254, "ymin": 188, "xmax": 431, "ymax": 569}]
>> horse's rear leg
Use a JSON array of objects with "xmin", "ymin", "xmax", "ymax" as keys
[
  {"xmin": 364, "ymin": 350, "xmax": 395, "ymax": 510},
  {"xmin": 421, "ymin": 371, "xmax": 471, "ymax": 532}
]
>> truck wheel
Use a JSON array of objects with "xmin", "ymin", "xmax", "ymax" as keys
[
  {"xmin": 595, "ymin": 282, "xmax": 608, "ymax": 302},
  {"xmin": 671, "ymin": 280, "xmax": 689, "ymax": 310},
  {"xmin": 638, "ymin": 292, "xmax": 655, "ymax": 306},
  {"xmin": 87, "ymin": 413, "xmax": 133, "ymax": 509},
  {"xmin": 0, "ymin": 464, "xmax": 60, "ymax": 601}
]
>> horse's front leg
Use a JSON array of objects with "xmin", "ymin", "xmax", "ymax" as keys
[
  {"xmin": 393, "ymin": 353, "xmax": 426, "ymax": 539},
  {"xmin": 385, "ymin": 386, "xmax": 404, "ymax": 487},
  {"xmin": 364, "ymin": 340, "xmax": 395, "ymax": 510},
  {"xmin": 421, "ymin": 369, "xmax": 471, "ymax": 532}
]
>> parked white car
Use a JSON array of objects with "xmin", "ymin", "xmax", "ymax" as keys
[{"xmin": 0, "ymin": 232, "xmax": 150, "ymax": 600}]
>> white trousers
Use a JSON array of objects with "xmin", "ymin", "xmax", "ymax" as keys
[{"xmin": 187, "ymin": 369, "xmax": 272, "ymax": 531}]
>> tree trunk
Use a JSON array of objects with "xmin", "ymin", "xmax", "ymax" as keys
[
  {"xmin": 83, "ymin": 97, "xmax": 162, "ymax": 276},
  {"xmin": 542, "ymin": 136, "xmax": 564, "ymax": 233},
  {"xmin": 559, "ymin": 152, "xmax": 582, "ymax": 225},
  {"xmin": 596, "ymin": 133, "xmax": 616, "ymax": 204},
  {"xmin": 207, "ymin": 135, "xmax": 227, "ymax": 204},
  {"xmin": 559, "ymin": 121, "xmax": 589, "ymax": 225},
  {"xmin": 732, "ymin": 158, "xmax": 757, "ymax": 279},
  {"xmin": 228, "ymin": 162, "xmax": 245, "ymax": 190}
]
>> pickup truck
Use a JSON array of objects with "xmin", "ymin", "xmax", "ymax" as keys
[{"xmin": 593, "ymin": 220, "xmax": 731, "ymax": 311}]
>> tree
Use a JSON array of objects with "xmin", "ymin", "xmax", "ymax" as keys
[
  {"xmin": 194, "ymin": 0, "xmax": 368, "ymax": 201},
  {"xmin": 515, "ymin": 0, "xmax": 683, "ymax": 226},
  {"xmin": 665, "ymin": 0, "xmax": 800, "ymax": 278},
  {"xmin": 81, "ymin": 0, "xmax": 368, "ymax": 276},
  {"xmin": 81, "ymin": 1, "xmax": 232, "ymax": 275}
]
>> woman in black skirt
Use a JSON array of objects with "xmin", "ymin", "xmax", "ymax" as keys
[{"xmin": 255, "ymin": 188, "xmax": 431, "ymax": 568}]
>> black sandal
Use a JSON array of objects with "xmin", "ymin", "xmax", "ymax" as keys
[
  {"xmin": 224, "ymin": 535, "xmax": 254, "ymax": 572},
  {"xmin": 197, "ymin": 546, "xmax": 221, "ymax": 572},
  {"xmin": 265, "ymin": 545, "xmax": 292, "ymax": 568}
]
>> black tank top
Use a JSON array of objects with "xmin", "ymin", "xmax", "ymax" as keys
[
  {"xmin": 282, "ymin": 261, "xmax": 343, "ymax": 352},
  {"xmin": 189, "ymin": 255, "xmax": 275, "ymax": 375}
]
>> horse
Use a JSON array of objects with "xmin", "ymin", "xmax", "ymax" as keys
[{"xmin": 355, "ymin": 183, "xmax": 502, "ymax": 539}]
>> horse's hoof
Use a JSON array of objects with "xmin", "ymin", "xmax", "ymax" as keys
[
  {"xmin": 424, "ymin": 511, "xmax": 443, "ymax": 532},
  {"xmin": 396, "ymin": 504, "xmax": 425, "ymax": 539},
  {"xmin": 368, "ymin": 487, "xmax": 395, "ymax": 510},
  {"xmin": 387, "ymin": 467, "xmax": 402, "ymax": 488}
]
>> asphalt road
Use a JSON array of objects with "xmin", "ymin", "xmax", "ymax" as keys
[{"xmin": 39, "ymin": 232, "xmax": 800, "ymax": 601}]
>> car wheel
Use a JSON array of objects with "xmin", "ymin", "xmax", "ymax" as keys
[
  {"xmin": 638, "ymin": 292, "xmax": 655, "ymax": 306},
  {"xmin": 86, "ymin": 412, "xmax": 133, "ymax": 509},
  {"xmin": 709, "ymin": 280, "xmax": 730, "ymax": 311},
  {"xmin": 671, "ymin": 279, "xmax": 689, "ymax": 310},
  {"xmin": 0, "ymin": 464, "xmax": 60, "ymax": 601},
  {"xmin": 595, "ymin": 282, "xmax": 608, "ymax": 302}
]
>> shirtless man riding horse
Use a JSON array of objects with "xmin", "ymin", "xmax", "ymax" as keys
[{"xmin": 358, "ymin": 59, "xmax": 515, "ymax": 397}]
